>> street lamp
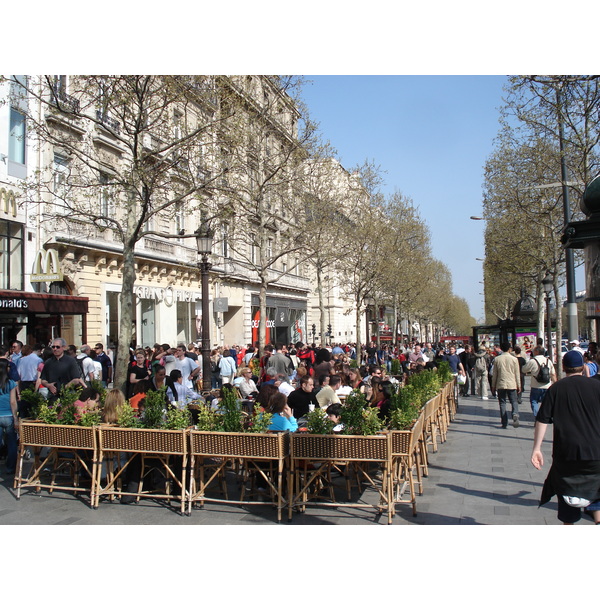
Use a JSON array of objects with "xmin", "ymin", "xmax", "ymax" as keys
[
  {"xmin": 195, "ymin": 223, "xmax": 214, "ymax": 393},
  {"xmin": 542, "ymin": 272, "xmax": 554, "ymax": 363}
]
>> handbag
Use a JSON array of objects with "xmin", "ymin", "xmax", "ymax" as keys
[{"xmin": 457, "ymin": 373, "xmax": 467, "ymax": 385}]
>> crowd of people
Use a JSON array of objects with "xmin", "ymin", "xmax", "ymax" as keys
[{"xmin": 3, "ymin": 334, "xmax": 600, "ymax": 522}]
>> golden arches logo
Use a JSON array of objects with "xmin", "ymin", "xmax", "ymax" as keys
[
  {"xmin": 0, "ymin": 187, "xmax": 18, "ymax": 218},
  {"xmin": 31, "ymin": 248, "xmax": 63, "ymax": 282}
]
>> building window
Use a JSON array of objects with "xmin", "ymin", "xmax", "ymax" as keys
[
  {"xmin": 175, "ymin": 201, "xmax": 185, "ymax": 238},
  {"xmin": 99, "ymin": 173, "xmax": 112, "ymax": 219},
  {"xmin": 0, "ymin": 219, "xmax": 24, "ymax": 290},
  {"xmin": 8, "ymin": 108, "xmax": 26, "ymax": 179},
  {"xmin": 53, "ymin": 154, "xmax": 70, "ymax": 214},
  {"xmin": 221, "ymin": 223, "xmax": 230, "ymax": 258}
]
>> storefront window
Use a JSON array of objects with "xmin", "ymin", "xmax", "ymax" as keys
[
  {"xmin": 0, "ymin": 219, "xmax": 23, "ymax": 290},
  {"xmin": 177, "ymin": 301, "xmax": 194, "ymax": 344}
]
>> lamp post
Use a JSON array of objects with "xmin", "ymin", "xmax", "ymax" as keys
[
  {"xmin": 195, "ymin": 224, "xmax": 214, "ymax": 393},
  {"xmin": 542, "ymin": 273, "xmax": 554, "ymax": 364}
]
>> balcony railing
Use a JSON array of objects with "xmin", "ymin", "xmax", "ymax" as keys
[
  {"xmin": 96, "ymin": 109, "xmax": 121, "ymax": 135},
  {"xmin": 50, "ymin": 83, "xmax": 80, "ymax": 113}
]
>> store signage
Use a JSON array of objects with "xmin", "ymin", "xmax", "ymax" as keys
[
  {"xmin": 251, "ymin": 319, "xmax": 275, "ymax": 329},
  {"xmin": 0, "ymin": 187, "xmax": 18, "ymax": 218},
  {"xmin": 0, "ymin": 297, "xmax": 29, "ymax": 309},
  {"xmin": 134, "ymin": 284, "xmax": 201, "ymax": 307},
  {"xmin": 30, "ymin": 248, "xmax": 63, "ymax": 282}
]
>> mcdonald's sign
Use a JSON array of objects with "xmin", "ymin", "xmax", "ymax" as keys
[
  {"xmin": 0, "ymin": 187, "xmax": 18, "ymax": 218},
  {"xmin": 31, "ymin": 248, "xmax": 63, "ymax": 282}
]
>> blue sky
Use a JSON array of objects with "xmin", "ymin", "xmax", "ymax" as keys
[{"xmin": 300, "ymin": 75, "xmax": 508, "ymax": 322}]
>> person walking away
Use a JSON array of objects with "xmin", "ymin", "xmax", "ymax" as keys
[
  {"xmin": 473, "ymin": 346, "xmax": 490, "ymax": 399},
  {"xmin": 522, "ymin": 345, "xmax": 556, "ymax": 417},
  {"xmin": 491, "ymin": 341, "xmax": 521, "ymax": 428},
  {"xmin": 459, "ymin": 345, "xmax": 473, "ymax": 397},
  {"xmin": 513, "ymin": 346, "xmax": 527, "ymax": 404},
  {"xmin": 531, "ymin": 350, "xmax": 600, "ymax": 524}
]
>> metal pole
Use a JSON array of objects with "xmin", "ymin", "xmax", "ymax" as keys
[
  {"xmin": 546, "ymin": 293, "xmax": 553, "ymax": 364},
  {"xmin": 200, "ymin": 255, "xmax": 212, "ymax": 393},
  {"xmin": 556, "ymin": 86, "xmax": 579, "ymax": 342}
]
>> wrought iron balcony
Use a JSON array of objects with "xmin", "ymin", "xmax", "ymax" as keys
[
  {"xmin": 96, "ymin": 109, "xmax": 121, "ymax": 135},
  {"xmin": 50, "ymin": 83, "xmax": 80, "ymax": 113}
]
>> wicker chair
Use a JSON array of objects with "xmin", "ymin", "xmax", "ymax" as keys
[{"xmin": 389, "ymin": 411, "xmax": 425, "ymax": 517}]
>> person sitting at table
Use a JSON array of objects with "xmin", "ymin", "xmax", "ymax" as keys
[
  {"xmin": 287, "ymin": 375, "xmax": 318, "ymax": 420},
  {"xmin": 129, "ymin": 381, "xmax": 149, "ymax": 412},
  {"xmin": 267, "ymin": 392, "xmax": 298, "ymax": 432},
  {"xmin": 238, "ymin": 367, "xmax": 259, "ymax": 399},
  {"xmin": 102, "ymin": 389, "xmax": 127, "ymax": 423},
  {"xmin": 166, "ymin": 369, "xmax": 201, "ymax": 408},
  {"xmin": 326, "ymin": 403, "xmax": 344, "ymax": 432},
  {"xmin": 316, "ymin": 375, "xmax": 342, "ymax": 408},
  {"xmin": 74, "ymin": 387, "xmax": 100, "ymax": 418}
]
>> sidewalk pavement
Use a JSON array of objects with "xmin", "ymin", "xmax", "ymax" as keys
[{"xmin": 0, "ymin": 382, "xmax": 584, "ymax": 526}]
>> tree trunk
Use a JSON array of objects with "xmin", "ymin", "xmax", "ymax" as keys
[
  {"xmin": 258, "ymin": 277, "xmax": 268, "ymax": 356},
  {"xmin": 114, "ymin": 241, "xmax": 136, "ymax": 392},
  {"xmin": 355, "ymin": 299, "xmax": 362, "ymax": 366}
]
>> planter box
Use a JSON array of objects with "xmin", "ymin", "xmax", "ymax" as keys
[
  {"xmin": 15, "ymin": 421, "xmax": 97, "ymax": 505},
  {"xmin": 95, "ymin": 426, "xmax": 188, "ymax": 513},
  {"xmin": 187, "ymin": 431, "xmax": 290, "ymax": 522},
  {"xmin": 288, "ymin": 433, "xmax": 393, "ymax": 524},
  {"xmin": 19, "ymin": 420, "xmax": 95, "ymax": 450}
]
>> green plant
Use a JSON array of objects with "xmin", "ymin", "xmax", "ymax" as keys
[
  {"xmin": 340, "ymin": 390, "xmax": 383, "ymax": 436},
  {"xmin": 19, "ymin": 388, "xmax": 45, "ymax": 419},
  {"xmin": 390, "ymin": 358, "xmax": 401, "ymax": 375},
  {"xmin": 194, "ymin": 403, "xmax": 221, "ymax": 431},
  {"xmin": 142, "ymin": 388, "xmax": 167, "ymax": 429},
  {"xmin": 116, "ymin": 402, "xmax": 141, "ymax": 429},
  {"xmin": 246, "ymin": 404, "xmax": 273, "ymax": 433},
  {"xmin": 219, "ymin": 386, "xmax": 244, "ymax": 433},
  {"xmin": 37, "ymin": 402, "xmax": 59, "ymax": 424},
  {"xmin": 164, "ymin": 406, "xmax": 192, "ymax": 430},
  {"xmin": 56, "ymin": 385, "xmax": 82, "ymax": 425},
  {"xmin": 78, "ymin": 409, "xmax": 102, "ymax": 427},
  {"xmin": 306, "ymin": 407, "xmax": 334, "ymax": 434},
  {"xmin": 349, "ymin": 359, "xmax": 358, "ymax": 369},
  {"xmin": 435, "ymin": 361, "xmax": 454, "ymax": 383}
]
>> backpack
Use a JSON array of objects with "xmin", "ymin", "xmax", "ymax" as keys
[
  {"xmin": 534, "ymin": 357, "xmax": 551, "ymax": 385},
  {"xmin": 475, "ymin": 355, "xmax": 487, "ymax": 375},
  {"xmin": 76, "ymin": 357, "xmax": 90, "ymax": 386}
]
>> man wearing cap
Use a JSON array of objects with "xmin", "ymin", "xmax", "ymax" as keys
[
  {"xmin": 569, "ymin": 340, "xmax": 585, "ymax": 355},
  {"xmin": 531, "ymin": 350, "xmax": 600, "ymax": 524}
]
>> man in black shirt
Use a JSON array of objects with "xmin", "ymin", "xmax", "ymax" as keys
[
  {"xmin": 40, "ymin": 338, "xmax": 84, "ymax": 403},
  {"xmin": 287, "ymin": 375, "xmax": 318, "ymax": 420},
  {"xmin": 532, "ymin": 350, "xmax": 600, "ymax": 524}
]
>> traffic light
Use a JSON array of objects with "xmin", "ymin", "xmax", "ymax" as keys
[
  {"xmin": 311, "ymin": 323, "xmax": 316, "ymax": 336},
  {"xmin": 327, "ymin": 323, "xmax": 332, "ymax": 336}
]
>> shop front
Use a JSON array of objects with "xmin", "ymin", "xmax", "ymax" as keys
[
  {"xmin": 250, "ymin": 295, "xmax": 306, "ymax": 347},
  {"xmin": 0, "ymin": 289, "xmax": 89, "ymax": 347}
]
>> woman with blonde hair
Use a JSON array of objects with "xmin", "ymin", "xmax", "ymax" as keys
[{"xmin": 102, "ymin": 389, "xmax": 127, "ymax": 424}]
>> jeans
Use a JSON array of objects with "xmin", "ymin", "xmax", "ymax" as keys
[
  {"xmin": 0, "ymin": 415, "xmax": 18, "ymax": 473},
  {"xmin": 497, "ymin": 389, "xmax": 519, "ymax": 427},
  {"xmin": 530, "ymin": 387, "xmax": 548, "ymax": 418}
]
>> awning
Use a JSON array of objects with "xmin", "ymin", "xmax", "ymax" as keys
[{"xmin": 0, "ymin": 290, "xmax": 89, "ymax": 314}]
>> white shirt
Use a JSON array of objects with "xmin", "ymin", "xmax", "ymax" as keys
[{"xmin": 76, "ymin": 353, "xmax": 96, "ymax": 381}]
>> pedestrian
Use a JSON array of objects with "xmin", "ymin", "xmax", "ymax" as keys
[
  {"xmin": 522, "ymin": 345, "xmax": 556, "ymax": 417},
  {"xmin": 513, "ymin": 346, "xmax": 527, "ymax": 404},
  {"xmin": 491, "ymin": 341, "xmax": 521, "ymax": 428},
  {"xmin": 531, "ymin": 350, "xmax": 600, "ymax": 525}
]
